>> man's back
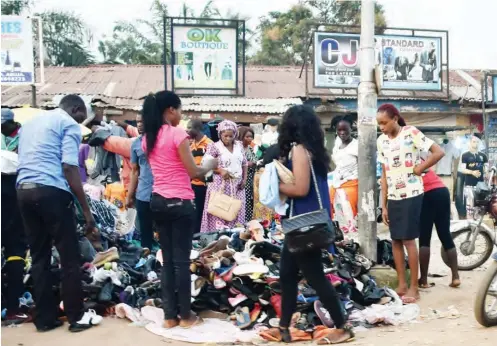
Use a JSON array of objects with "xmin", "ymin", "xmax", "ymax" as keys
[{"xmin": 17, "ymin": 109, "xmax": 81, "ymax": 193}]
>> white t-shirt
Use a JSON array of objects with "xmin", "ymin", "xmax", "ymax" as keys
[
  {"xmin": 377, "ymin": 126, "xmax": 434, "ymax": 200},
  {"xmin": 332, "ymin": 138, "xmax": 358, "ymax": 188}
]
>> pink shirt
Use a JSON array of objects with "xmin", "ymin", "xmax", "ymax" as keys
[
  {"xmin": 142, "ymin": 125, "xmax": 194, "ymax": 200},
  {"xmin": 422, "ymin": 169, "xmax": 446, "ymax": 193}
]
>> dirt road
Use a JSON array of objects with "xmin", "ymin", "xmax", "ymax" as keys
[{"xmin": 2, "ymin": 238, "xmax": 497, "ymax": 346}]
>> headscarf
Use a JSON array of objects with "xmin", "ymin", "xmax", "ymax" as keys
[{"xmin": 217, "ymin": 120, "xmax": 238, "ymax": 138}]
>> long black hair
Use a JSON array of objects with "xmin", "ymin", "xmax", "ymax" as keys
[
  {"xmin": 278, "ymin": 105, "xmax": 331, "ymax": 176},
  {"xmin": 142, "ymin": 90, "xmax": 181, "ymax": 155}
]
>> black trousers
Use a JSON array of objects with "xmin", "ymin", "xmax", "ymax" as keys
[
  {"xmin": 150, "ymin": 193, "xmax": 195, "ymax": 320},
  {"xmin": 419, "ymin": 187, "xmax": 456, "ymax": 250},
  {"xmin": 192, "ymin": 184, "xmax": 207, "ymax": 234},
  {"xmin": 135, "ymin": 199, "xmax": 154, "ymax": 249},
  {"xmin": 1, "ymin": 175, "xmax": 27, "ymax": 314},
  {"xmin": 17, "ymin": 185, "xmax": 84, "ymax": 327},
  {"xmin": 279, "ymin": 243, "xmax": 346, "ymax": 329}
]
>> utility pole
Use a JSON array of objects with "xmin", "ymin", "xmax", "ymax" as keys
[{"xmin": 357, "ymin": 0, "xmax": 378, "ymax": 260}]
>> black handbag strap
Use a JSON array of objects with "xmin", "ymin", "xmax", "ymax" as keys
[{"xmin": 289, "ymin": 149, "xmax": 324, "ymax": 218}]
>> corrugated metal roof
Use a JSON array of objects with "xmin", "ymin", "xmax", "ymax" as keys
[
  {"xmin": 93, "ymin": 97, "xmax": 303, "ymax": 114},
  {"xmin": 1, "ymin": 65, "xmax": 493, "ymax": 110}
]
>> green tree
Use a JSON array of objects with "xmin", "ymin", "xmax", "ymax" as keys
[
  {"xmin": 0, "ymin": 0, "xmax": 32, "ymax": 15},
  {"xmin": 306, "ymin": 0, "xmax": 387, "ymax": 33},
  {"xmin": 98, "ymin": 0, "xmax": 168, "ymax": 64},
  {"xmin": 38, "ymin": 10, "xmax": 95, "ymax": 66},
  {"xmin": 250, "ymin": 5, "xmax": 314, "ymax": 65}
]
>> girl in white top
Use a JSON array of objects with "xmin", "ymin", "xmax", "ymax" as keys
[{"xmin": 330, "ymin": 115, "xmax": 359, "ymax": 237}]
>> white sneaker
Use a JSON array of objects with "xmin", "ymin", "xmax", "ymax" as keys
[
  {"xmin": 92, "ymin": 268, "xmax": 122, "ymax": 286},
  {"xmin": 69, "ymin": 310, "xmax": 103, "ymax": 332}
]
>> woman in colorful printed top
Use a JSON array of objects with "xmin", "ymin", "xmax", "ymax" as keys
[{"xmin": 377, "ymin": 104, "xmax": 444, "ymax": 303}]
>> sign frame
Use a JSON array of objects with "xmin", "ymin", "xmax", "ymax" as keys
[
  {"xmin": 379, "ymin": 33, "xmax": 443, "ymax": 92},
  {"xmin": 1, "ymin": 15, "xmax": 34, "ymax": 85},
  {"xmin": 312, "ymin": 32, "xmax": 361, "ymax": 90},
  {"xmin": 305, "ymin": 25, "xmax": 449, "ymax": 100},
  {"xmin": 166, "ymin": 17, "xmax": 246, "ymax": 97}
]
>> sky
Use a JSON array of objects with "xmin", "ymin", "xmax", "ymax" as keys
[{"xmin": 29, "ymin": 0, "xmax": 497, "ymax": 70}]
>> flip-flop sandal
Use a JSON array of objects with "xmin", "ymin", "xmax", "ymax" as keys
[
  {"xmin": 235, "ymin": 306, "xmax": 252, "ymax": 330},
  {"xmin": 449, "ymin": 279, "xmax": 461, "ymax": 288},
  {"xmin": 316, "ymin": 326, "xmax": 355, "ymax": 344},
  {"xmin": 419, "ymin": 282, "xmax": 435, "ymax": 289},
  {"xmin": 260, "ymin": 327, "xmax": 282, "ymax": 342},
  {"xmin": 180, "ymin": 316, "xmax": 203, "ymax": 329},
  {"xmin": 401, "ymin": 296, "xmax": 418, "ymax": 304}
]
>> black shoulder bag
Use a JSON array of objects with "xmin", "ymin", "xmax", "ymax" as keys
[{"xmin": 282, "ymin": 150, "xmax": 336, "ymax": 253}]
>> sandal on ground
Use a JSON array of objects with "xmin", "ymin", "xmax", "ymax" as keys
[
  {"xmin": 401, "ymin": 296, "xmax": 418, "ymax": 304},
  {"xmin": 179, "ymin": 315, "xmax": 203, "ymax": 329},
  {"xmin": 449, "ymin": 279, "xmax": 461, "ymax": 288},
  {"xmin": 418, "ymin": 280, "xmax": 435, "ymax": 289},
  {"xmin": 260, "ymin": 328, "xmax": 280, "ymax": 342},
  {"xmin": 316, "ymin": 325, "xmax": 355, "ymax": 344}
]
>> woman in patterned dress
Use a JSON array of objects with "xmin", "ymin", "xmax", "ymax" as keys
[
  {"xmin": 238, "ymin": 126, "xmax": 257, "ymax": 222},
  {"xmin": 377, "ymin": 104, "xmax": 444, "ymax": 304},
  {"xmin": 200, "ymin": 120, "xmax": 247, "ymax": 232}
]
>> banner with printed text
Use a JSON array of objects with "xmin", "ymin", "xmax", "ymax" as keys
[
  {"xmin": 172, "ymin": 25, "xmax": 237, "ymax": 90},
  {"xmin": 381, "ymin": 35, "xmax": 442, "ymax": 91},
  {"xmin": 1, "ymin": 16, "xmax": 34, "ymax": 85},
  {"xmin": 313, "ymin": 32, "xmax": 442, "ymax": 91}
]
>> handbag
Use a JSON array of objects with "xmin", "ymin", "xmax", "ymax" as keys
[
  {"xmin": 282, "ymin": 150, "xmax": 336, "ymax": 253},
  {"xmin": 207, "ymin": 180, "xmax": 242, "ymax": 222},
  {"xmin": 273, "ymin": 159, "xmax": 294, "ymax": 184}
]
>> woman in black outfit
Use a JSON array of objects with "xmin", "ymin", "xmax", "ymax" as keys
[{"xmin": 269, "ymin": 105, "xmax": 354, "ymax": 344}]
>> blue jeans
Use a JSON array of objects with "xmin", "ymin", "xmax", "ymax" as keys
[{"xmin": 150, "ymin": 193, "xmax": 195, "ymax": 320}]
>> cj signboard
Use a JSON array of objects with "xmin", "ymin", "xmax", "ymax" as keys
[
  {"xmin": 313, "ymin": 32, "xmax": 442, "ymax": 91},
  {"xmin": 172, "ymin": 25, "xmax": 237, "ymax": 90},
  {"xmin": 1, "ymin": 16, "xmax": 34, "ymax": 85}
]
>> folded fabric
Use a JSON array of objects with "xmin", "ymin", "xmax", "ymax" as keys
[{"xmin": 259, "ymin": 162, "xmax": 287, "ymax": 214}]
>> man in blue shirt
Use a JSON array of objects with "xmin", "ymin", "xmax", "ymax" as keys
[
  {"xmin": 126, "ymin": 113, "xmax": 154, "ymax": 249},
  {"xmin": 16, "ymin": 95, "xmax": 103, "ymax": 333}
]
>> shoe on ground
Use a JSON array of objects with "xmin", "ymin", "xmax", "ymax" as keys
[
  {"xmin": 92, "ymin": 247, "xmax": 119, "ymax": 267},
  {"xmin": 69, "ymin": 309, "xmax": 103, "ymax": 333},
  {"xmin": 2, "ymin": 312, "xmax": 30, "ymax": 326},
  {"xmin": 36, "ymin": 319, "xmax": 64, "ymax": 332}
]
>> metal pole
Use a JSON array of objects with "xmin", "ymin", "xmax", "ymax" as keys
[
  {"xmin": 163, "ymin": 15, "xmax": 168, "ymax": 90},
  {"xmin": 482, "ymin": 73, "xmax": 488, "ymax": 156},
  {"xmin": 357, "ymin": 0, "xmax": 378, "ymax": 260},
  {"xmin": 31, "ymin": 85, "xmax": 37, "ymax": 108}
]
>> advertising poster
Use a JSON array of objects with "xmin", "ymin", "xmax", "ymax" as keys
[
  {"xmin": 172, "ymin": 25, "xmax": 237, "ymax": 90},
  {"xmin": 313, "ymin": 32, "xmax": 383, "ymax": 89},
  {"xmin": 313, "ymin": 33, "xmax": 361, "ymax": 89},
  {"xmin": 381, "ymin": 35, "xmax": 442, "ymax": 91},
  {"xmin": 1, "ymin": 16, "xmax": 34, "ymax": 85}
]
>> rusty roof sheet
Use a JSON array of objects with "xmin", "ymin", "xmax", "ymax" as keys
[{"xmin": 1, "ymin": 65, "xmax": 493, "ymax": 110}]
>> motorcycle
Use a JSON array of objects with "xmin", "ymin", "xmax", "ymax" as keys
[
  {"xmin": 474, "ymin": 251, "xmax": 497, "ymax": 327},
  {"xmin": 442, "ymin": 167, "xmax": 497, "ymax": 270}
]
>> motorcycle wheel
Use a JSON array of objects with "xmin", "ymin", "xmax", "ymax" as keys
[
  {"xmin": 441, "ymin": 228, "xmax": 494, "ymax": 271},
  {"xmin": 474, "ymin": 260, "xmax": 497, "ymax": 327}
]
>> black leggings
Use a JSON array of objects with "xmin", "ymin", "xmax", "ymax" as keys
[
  {"xmin": 419, "ymin": 187, "xmax": 455, "ymax": 250},
  {"xmin": 279, "ymin": 243, "xmax": 345, "ymax": 329}
]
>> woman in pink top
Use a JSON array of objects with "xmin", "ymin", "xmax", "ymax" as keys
[
  {"xmin": 420, "ymin": 169, "xmax": 460, "ymax": 288},
  {"xmin": 141, "ymin": 91, "xmax": 217, "ymax": 329}
]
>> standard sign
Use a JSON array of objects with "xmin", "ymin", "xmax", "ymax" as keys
[
  {"xmin": 172, "ymin": 25, "xmax": 237, "ymax": 90},
  {"xmin": 313, "ymin": 32, "xmax": 442, "ymax": 91},
  {"xmin": 1, "ymin": 16, "xmax": 34, "ymax": 85}
]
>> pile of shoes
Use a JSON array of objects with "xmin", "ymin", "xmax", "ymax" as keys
[{"xmin": 3, "ymin": 215, "xmax": 398, "ymax": 333}]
